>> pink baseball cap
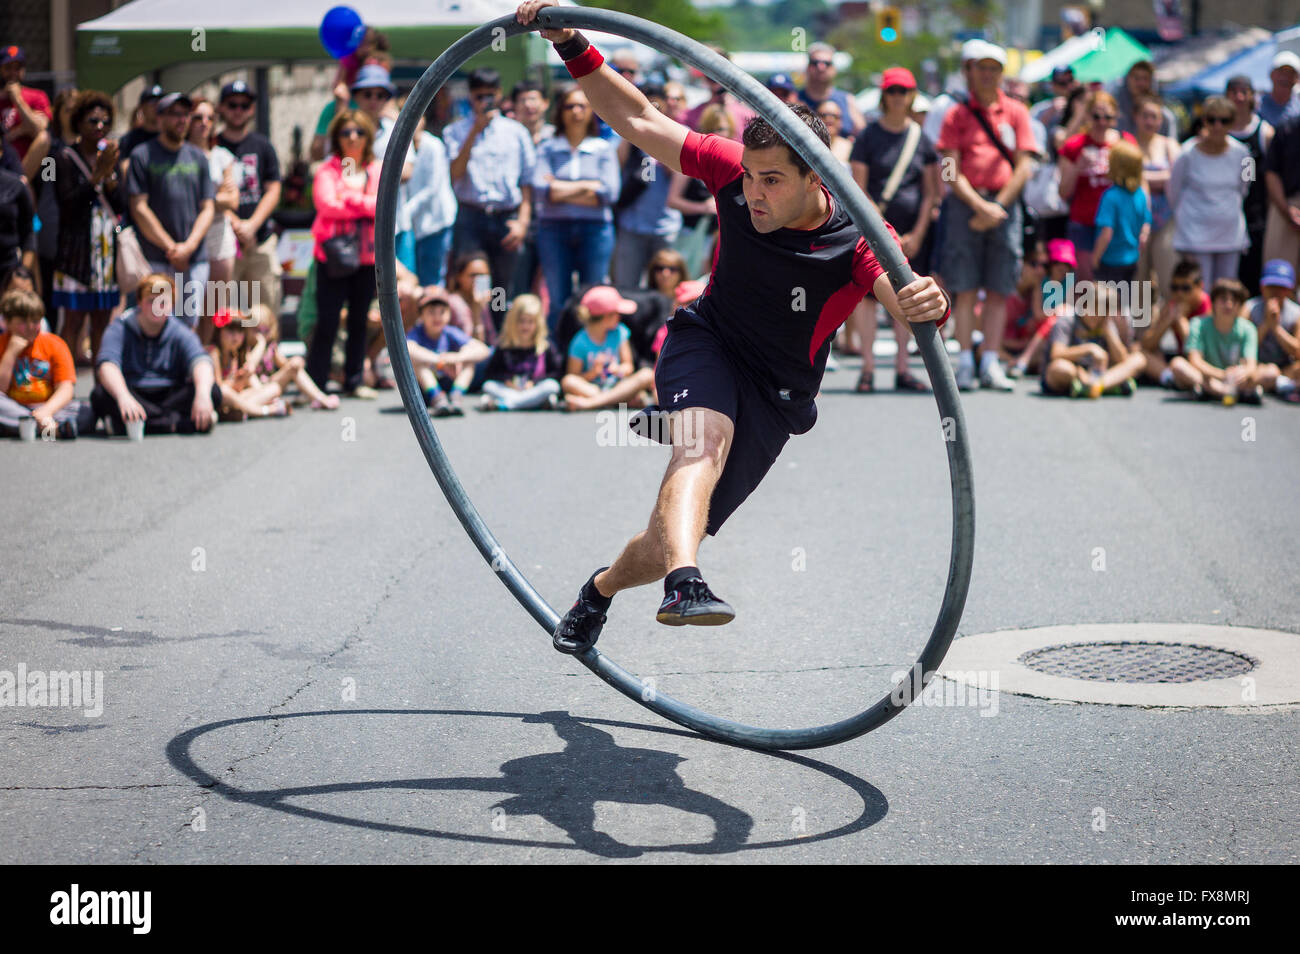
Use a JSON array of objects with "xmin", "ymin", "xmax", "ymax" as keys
[
  {"xmin": 880, "ymin": 67, "xmax": 917, "ymax": 91},
  {"xmin": 580, "ymin": 285, "xmax": 637, "ymax": 316},
  {"xmin": 1047, "ymin": 238, "xmax": 1077, "ymax": 268},
  {"xmin": 674, "ymin": 279, "xmax": 707, "ymax": 306}
]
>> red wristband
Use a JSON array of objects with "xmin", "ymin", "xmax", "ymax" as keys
[{"xmin": 565, "ymin": 45, "xmax": 604, "ymax": 79}]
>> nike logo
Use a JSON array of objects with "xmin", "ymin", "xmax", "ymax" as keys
[{"xmin": 809, "ymin": 242, "xmax": 829, "ymax": 252}]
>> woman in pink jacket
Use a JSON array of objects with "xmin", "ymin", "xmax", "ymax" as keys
[{"xmin": 306, "ymin": 110, "xmax": 382, "ymax": 398}]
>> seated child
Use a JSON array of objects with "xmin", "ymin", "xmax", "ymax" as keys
[
  {"xmin": 1140, "ymin": 258, "xmax": 1210, "ymax": 386},
  {"xmin": 1244, "ymin": 259, "xmax": 1300, "ymax": 402},
  {"xmin": 479, "ymin": 294, "xmax": 563, "ymax": 411},
  {"xmin": 90, "ymin": 273, "xmax": 222, "ymax": 435},
  {"xmin": 208, "ymin": 310, "xmax": 293, "ymax": 419},
  {"xmin": 1168, "ymin": 278, "xmax": 1262, "ymax": 404},
  {"xmin": 1009, "ymin": 239, "xmax": 1075, "ymax": 378},
  {"xmin": 1042, "ymin": 282, "xmax": 1147, "ymax": 397},
  {"xmin": 0, "ymin": 288, "xmax": 91, "ymax": 438},
  {"xmin": 246, "ymin": 304, "xmax": 338, "ymax": 409},
  {"xmin": 561, "ymin": 286, "xmax": 656, "ymax": 412},
  {"xmin": 406, "ymin": 288, "xmax": 490, "ymax": 417}
]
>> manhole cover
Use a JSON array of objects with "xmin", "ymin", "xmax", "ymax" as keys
[{"xmin": 1018, "ymin": 641, "xmax": 1257, "ymax": 684}]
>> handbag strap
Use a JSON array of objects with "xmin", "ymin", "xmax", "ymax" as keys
[
  {"xmin": 63, "ymin": 143, "xmax": 119, "ymax": 223},
  {"xmin": 960, "ymin": 94, "xmax": 1033, "ymax": 218},
  {"xmin": 960, "ymin": 94, "xmax": 1018, "ymax": 173},
  {"xmin": 880, "ymin": 120, "xmax": 922, "ymax": 206}
]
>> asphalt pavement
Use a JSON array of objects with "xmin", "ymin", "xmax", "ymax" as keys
[{"xmin": 2, "ymin": 357, "xmax": 1297, "ymax": 863}]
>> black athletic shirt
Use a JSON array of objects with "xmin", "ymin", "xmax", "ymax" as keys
[{"xmin": 674, "ymin": 130, "xmax": 937, "ymax": 400}]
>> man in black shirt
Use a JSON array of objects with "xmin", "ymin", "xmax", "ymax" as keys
[
  {"xmin": 1264, "ymin": 114, "xmax": 1300, "ymax": 281},
  {"xmin": 517, "ymin": 0, "xmax": 949, "ymax": 653},
  {"xmin": 117, "ymin": 84, "xmax": 162, "ymax": 178},
  {"xmin": 216, "ymin": 81, "xmax": 283, "ymax": 315}
]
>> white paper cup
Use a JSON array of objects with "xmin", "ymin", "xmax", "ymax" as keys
[
  {"xmin": 125, "ymin": 419, "xmax": 145, "ymax": 441},
  {"xmin": 18, "ymin": 417, "xmax": 37, "ymax": 442}
]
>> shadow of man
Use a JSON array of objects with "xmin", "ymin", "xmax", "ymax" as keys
[{"xmin": 491, "ymin": 711, "xmax": 754, "ymax": 857}]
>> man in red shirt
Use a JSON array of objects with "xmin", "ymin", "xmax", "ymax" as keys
[
  {"xmin": 0, "ymin": 46, "xmax": 51, "ymax": 162},
  {"xmin": 937, "ymin": 39, "xmax": 1038, "ymax": 392},
  {"xmin": 517, "ymin": 0, "xmax": 949, "ymax": 653}
]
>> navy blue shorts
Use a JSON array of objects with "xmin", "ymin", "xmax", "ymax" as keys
[{"xmin": 655, "ymin": 318, "xmax": 816, "ymax": 536}]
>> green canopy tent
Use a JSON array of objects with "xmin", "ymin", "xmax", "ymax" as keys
[
  {"xmin": 75, "ymin": 0, "xmax": 552, "ymax": 96},
  {"xmin": 1071, "ymin": 28, "xmax": 1153, "ymax": 85}
]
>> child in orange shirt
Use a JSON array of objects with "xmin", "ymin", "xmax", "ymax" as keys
[{"xmin": 0, "ymin": 289, "xmax": 90, "ymax": 439}]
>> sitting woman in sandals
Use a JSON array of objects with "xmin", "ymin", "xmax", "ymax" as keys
[
  {"xmin": 209, "ymin": 310, "xmax": 296, "ymax": 420},
  {"xmin": 561, "ymin": 286, "xmax": 656, "ymax": 411},
  {"xmin": 246, "ymin": 303, "xmax": 338, "ymax": 410}
]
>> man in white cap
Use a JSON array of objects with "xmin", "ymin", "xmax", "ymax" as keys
[
  {"xmin": 936, "ymin": 39, "xmax": 1037, "ymax": 391},
  {"xmin": 1258, "ymin": 51, "xmax": 1300, "ymax": 131}
]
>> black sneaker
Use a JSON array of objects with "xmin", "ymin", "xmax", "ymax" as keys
[
  {"xmin": 657, "ymin": 576, "xmax": 735, "ymax": 627},
  {"xmin": 552, "ymin": 567, "xmax": 612, "ymax": 655},
  {"xmin": 56, "ymin": 419, "xmax": 78, "ymax": 440}
]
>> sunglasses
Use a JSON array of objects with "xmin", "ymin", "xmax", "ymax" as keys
[
  {"xmin": 338, "ymin": 127, "xmax": 364, "ymax": 138},
  {"xmin": 357, "ymin": 89, "xmax": 391, "ymax": 100},
  {"xmin": 883, "ymin": 86, "xmax": 908, "ymax": 95},
  {"xmin": 652, "ymin": 264, "xmax": 683, "ymax": 273},
  {"xmin": 809, "ymin": 59, "xmax": 833, "ymax": 68},
  {"xmin": 223, "ymin": 100, "xmax": 253, "ymax": 110},
  {"xmin": 1203, "ymin": 116, "xmax": 1231, "ymax": 126},
  {"xmin": 563, "ymin": 102, "xmax": 588, "ymax": 111},
  {"xmin": 1091, "ymin": 112, "xmax": 1116, "ymax": 122},
  {"xmin": 1170, "ymin": 282, "xmax": 1193, "ymax": 292}
]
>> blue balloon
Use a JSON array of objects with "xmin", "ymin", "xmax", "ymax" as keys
[{"xmin": 319, "ymin": 6, "xmax": 365, "ymax": 60}]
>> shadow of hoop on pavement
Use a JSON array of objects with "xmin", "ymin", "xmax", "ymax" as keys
[{"xmin": 166, "ymin": 708, "xmax": 887, "ymax": 858}]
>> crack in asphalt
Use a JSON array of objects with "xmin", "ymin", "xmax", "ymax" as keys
[{"xmin": 0, "ymin": 784, "xmax": 193, "ymax": 791}]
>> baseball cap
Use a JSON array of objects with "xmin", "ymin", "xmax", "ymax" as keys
[
  {"xmin": 351, "ymin": 64, "xmax": 395, "ymax": 95},
  {"xmin": 156, "ymin": 92, "xmax": 193, "ymax": 113},
  {"xmin": 139, "ymin": 84, "xmax": 165, "ymax": 105},
  {"xmin": 962, "ymin": 39, "xmax": 1006, "ymax": 67},
  {"xmin": 1273, "ymin": 51, "xmax": 1300, "ymax": 74},
  {"xmin": 1047, "ymin": 238, "xmax": 1077, "ymax": 268},
  {"xmin": 581, "ymin": 286, "xmax": 637, "ymax": 316},
  {"xmin": 1260, "ymin": 259, "xmax": 1297, "ymax": 289},
  {"xmin": 1051, "ymin": 66, "xmax": 1075, "ymax": 83},
  {"xmin": 220, "ymin": 80, "xmax": 255, "ymax": 103},
  {"xmin": 419, "ymin": 287, "xmax": 453, "ymax": 309},
  {"xmin": 1, "ymin": 45, "xmax": 25, "ymax": 65},
  {"xmin": 1225, "ymin": 74, "xmax": 1254, "ymax": 92},
  {"xmin": 767, "ymin": 73, "xmax": 796, "ymax": 93},
  {"xmin": 881, "ymin": 67, "xmax": 917, "ymax": 90}
]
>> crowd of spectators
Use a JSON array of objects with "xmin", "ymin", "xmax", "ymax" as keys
[{"xmin": 3, "ymin": 29, "xmax": 1300, "ymax": 441}]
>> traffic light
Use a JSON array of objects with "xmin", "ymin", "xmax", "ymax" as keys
[{"xmin": 876, "ymin": 5, "xmax": 902, "ymax": 45}]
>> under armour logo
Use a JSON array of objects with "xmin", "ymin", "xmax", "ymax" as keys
[{"xmin": 673, "ymin": 389, "xmax": 689, "ymax": 402}]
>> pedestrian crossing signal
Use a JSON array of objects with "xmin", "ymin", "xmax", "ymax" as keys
[{"xmin": 876, "ymin": 6, "xmax": 902, "ymax": 45}]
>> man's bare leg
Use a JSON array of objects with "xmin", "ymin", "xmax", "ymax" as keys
[{"xmin": 594, "ymin": 407, "xmax": 733, "ymax": 597}]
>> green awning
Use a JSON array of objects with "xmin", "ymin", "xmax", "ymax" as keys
[{"xmin": 1072, "ymin": 28, "xmax": 1153, "ymax": 85}]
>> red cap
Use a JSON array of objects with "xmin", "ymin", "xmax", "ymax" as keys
[
  {"xmin": 580, "ymin": 286, "xmax": 637, "ymax": 316},
  {"xmin": 880, "ymin": 67, "xmax": 917, "ymax": 91}
]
